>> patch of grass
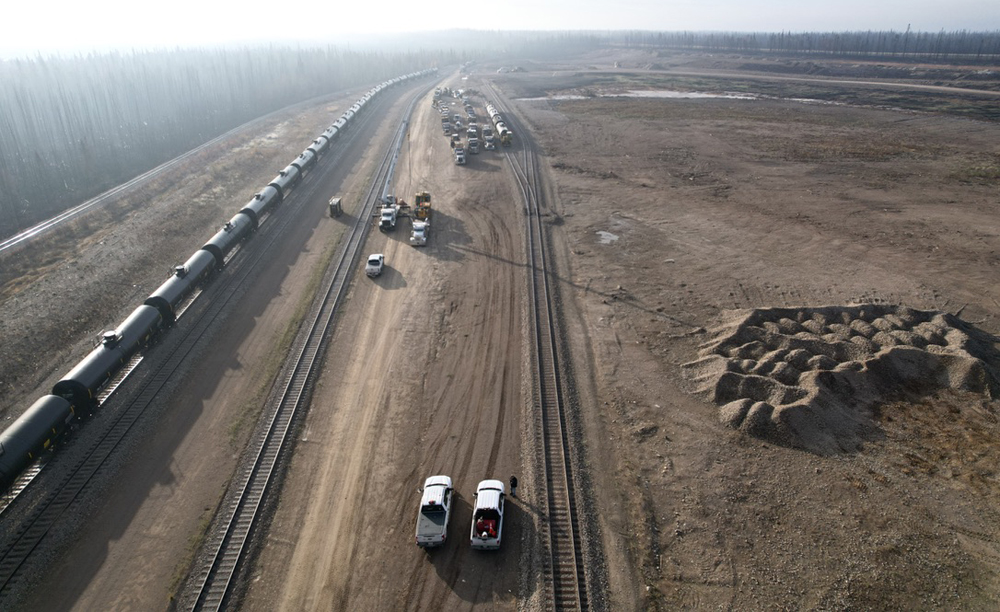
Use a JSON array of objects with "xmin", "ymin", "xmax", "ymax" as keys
[{"xmin": 949, "ymin": 154, "xmax": 1000, "ymax": 184}]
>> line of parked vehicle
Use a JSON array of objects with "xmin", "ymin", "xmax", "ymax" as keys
[
  {"xmin": 415, "ymin": 476, "xmax": 506, "ymax": 550},
  {"xmin": 0, "ymin": 68, "xmax": 438, "ymax": 491}
]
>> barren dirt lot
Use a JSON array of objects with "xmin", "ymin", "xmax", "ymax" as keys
[
  {"xmin": 492, "ymin": 52, "xmax": 1000, "ymax": 609},
  {"xmin": 3, "ymin": 49, "xmax": 1000, "ymax": 612}
]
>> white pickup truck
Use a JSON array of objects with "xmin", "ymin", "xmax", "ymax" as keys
[
  {"xmin": 365, "ymin": 253, "xmax": 384, "ymax": 277},
  {"xmin": 415, "ymin": 475, "xmax": 454, "ymax": 548},
  {"xmin": 470, "ymin": 479, "xmax": 505, "ymax": 550}
]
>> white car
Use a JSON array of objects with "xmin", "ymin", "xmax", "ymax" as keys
[
  {"xmin": 365, "ymin": 253, "xmax": 384, "ymax": 277},
  {"xmin": 470, "ymin": 479, "xmax": 505, "ymax": 550}
]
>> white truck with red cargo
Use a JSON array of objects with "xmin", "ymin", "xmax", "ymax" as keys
[{"xmin": 470, "ymin": 479, "xmax": 505, "ymax": 550}]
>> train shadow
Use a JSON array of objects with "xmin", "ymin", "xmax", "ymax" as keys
[
  {"xmin": 461, "ymin": 154, "xmax": 504, "ymax": 173},
  {"xmin": 14, "ymin": 184, "xmax": 331, "ymax": 609}
]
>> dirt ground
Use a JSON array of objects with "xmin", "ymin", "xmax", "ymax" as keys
[
  {"xmin": 238, "ymin": 80, "xmax": 532, "ymax": 610},
  {"xmin": 495, "ymin": 50, "xmax": 1000, "ymax": 609},
  {"xmin": 3, "ymin": 48, "xmax": 1000, "ymax": 611}
]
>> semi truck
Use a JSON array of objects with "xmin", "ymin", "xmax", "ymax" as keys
[
  {"xmin": 410, "ymin": 220, "xmax": 429, "ymax": 246},
  {"xmin": 379, "ymin": 195, "xmax": 399, "ymax": 230}
]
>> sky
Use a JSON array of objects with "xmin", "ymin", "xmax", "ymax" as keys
[{"xmin": 3, "ymin": 0, "xmax": 999, "ymax": 58}]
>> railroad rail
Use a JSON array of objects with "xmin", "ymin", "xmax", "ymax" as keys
[
  {"xmin": 0, "ymin": 89, "xmax": 396, "ymax": 604},
  {"xmin": 489, "ymin": 88, "xmax": 591, "ymax": 610},
  {"xmin": 184, "ymin": 87, "xmax": 428, "ymax": 611}
]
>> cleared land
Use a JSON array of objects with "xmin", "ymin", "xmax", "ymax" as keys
[{"xmin": 1, "ymin": 49, "xmax": 999, "ymax": 610}]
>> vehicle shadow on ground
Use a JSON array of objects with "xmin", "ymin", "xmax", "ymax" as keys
[
  {"xmin": 400, "ymin": 209, "xmax": 471, "ymax": 265},
  {"xmin": 424, "ymin": 491, "xmax": 537, "ymax": 604},
  {"xmin": 372, "ymin": 264, "xmax": 407, "ymax": 290},
  {"xmin": 463, "ymin": 155, "xmax": 504, "ymax": 173}
]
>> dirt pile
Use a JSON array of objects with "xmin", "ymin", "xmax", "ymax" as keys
[{"xmin": 684, "ymin": 305, "xmax": 1000, "ymax": 454}]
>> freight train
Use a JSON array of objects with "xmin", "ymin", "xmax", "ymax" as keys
[
  {"xmin": 0, "ymin": 68, "xmax": 437, "ymax": 490},
  {"xmin": 485, "ymin": 102, "xmax": 512, "ymax": 146}
]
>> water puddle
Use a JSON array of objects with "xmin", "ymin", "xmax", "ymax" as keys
[
  {"xmin": 596, "ymin": 231, "xmax": 619, "ymax": 244},
  {"xmin": 618, "ymin": 90, "xmax": 756, "ymax": 100}
]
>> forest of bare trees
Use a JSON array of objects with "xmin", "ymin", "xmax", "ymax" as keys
[
  {"xmin": 0, "ymin": 47, "xmax": 448, "ymax": 237},
  {"xmin": 608, "ymin": 29, "xmax": 1000, "ymax": 61}
]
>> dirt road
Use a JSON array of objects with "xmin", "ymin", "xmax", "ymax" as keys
[{"xmin": 241, "ymin": 81, "xmax": 531, "ymax": 610}]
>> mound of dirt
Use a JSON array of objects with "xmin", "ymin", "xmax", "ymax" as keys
[{"xmin": 684, "ymin": 305, "xmax": 1000, "ymax": 454}]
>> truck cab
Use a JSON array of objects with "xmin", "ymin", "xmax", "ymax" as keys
[
  {"xmin": 410, "ymin": 220, "xmax": 429, "ymax": 246},
  {"xmin": 379, "ymin": 206, "xmax": 397, "ymax": 230}
]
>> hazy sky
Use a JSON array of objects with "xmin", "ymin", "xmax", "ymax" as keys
[{"xmin": 4, "ymin": 0, "xmax": 999, "ymax": 58}]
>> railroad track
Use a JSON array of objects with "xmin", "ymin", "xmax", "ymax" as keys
[
  {"xmin": 488, "ymin": 87, "xmax": 590, "ymax": 611},
  {"xmin": 0, "ymin": 86, "xmax": 400, "ymax": 604},
  {"xmin": 184, "ymin": 86, "xmax": 428, "ymax": 611}
]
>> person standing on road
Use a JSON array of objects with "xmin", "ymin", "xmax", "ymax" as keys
[{"xmin": 509, "ymin": 475, "xmax": 518, "ymax": 498}]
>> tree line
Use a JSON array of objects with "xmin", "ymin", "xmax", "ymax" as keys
[
  {"xmin": 0, "ymin": 47, "xmax": 447, "ymax": 237},
  {"xmin": 606, "ymin": 29, "xmax": 1000, "ymax": 62},
  {"xmin": 3, "ymin": 30, "xmax": 995, "ymax": 238}
]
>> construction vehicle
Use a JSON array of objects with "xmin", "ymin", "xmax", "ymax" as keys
[{"xmin": 413, "ymin": 192, "xmax": 432, "ymax": 220}]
